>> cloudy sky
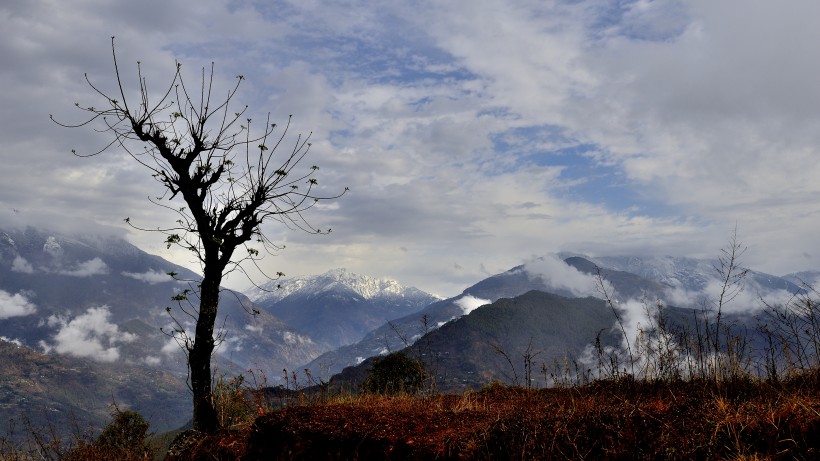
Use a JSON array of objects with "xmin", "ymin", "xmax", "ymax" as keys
[{"xmin": 2, "ymin": 0, "xmax": 820, "ymax": 297}]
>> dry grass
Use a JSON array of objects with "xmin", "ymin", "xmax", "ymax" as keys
[
  {"xmin": 169, "ymin": 375, "xmax": 819, "ymax": 460},
  {"xmin": 4, "ymin": 369, "xmax": 819, "ymax": 460}
]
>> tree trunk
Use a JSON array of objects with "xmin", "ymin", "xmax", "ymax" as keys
[{"xmin": 190, "ymin": 271, "xmax": 222, "ymax": 432}]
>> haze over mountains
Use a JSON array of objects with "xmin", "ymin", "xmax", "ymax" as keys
[{"xmin": 0, "ymin": 225, "xmax": 815, "ymax": 436}]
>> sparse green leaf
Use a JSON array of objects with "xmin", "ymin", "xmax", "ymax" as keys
[{"xmin": 165, "ymin": 234, "xmax": 181, "ymax": 249}]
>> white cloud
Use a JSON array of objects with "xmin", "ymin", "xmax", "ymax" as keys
[
  {"xmin": 244, "ymin": 324, "xmax": 263, "ymax": 334},
  {"xmin": 454, "ymin": 295, "xmax": 491, "ymax": 316},
  {"xmin": 161, "ymin": 337, "xmax": 182, "ymax": 356},
  {"xmin": 2, "ymin": 0, "xmax": 820, "ymax": 300},
  {"xmin": 11, "ymin": 256, "xmax": 34, "ymax": 274},
  {"xmin": 142, "ymin": 355, "xmax": 162, "ymax": 366},
  {"xmin": 0, "ymin": 336, "xmax": 23, "ymax": 347},
  {"xmin": 0, "ymin": 290, "xmax": 37, "ymax": 319},
  {"xmin": 49, "ymin": 306, "xmax": 136, "ymax": 362},
  {"xmin": 122, "ymin": 269, "xmax": 173, "ymax": 284},
  {"xmin": 59, "ymin": 258, "xmax": 108, "ymax": 277},
  {"xmin": 523, "ymin": 255, "xmax": 598, "ymax": 298},
  {"xmin": 281, "ymin": 331, "xmax": 313, "ymax": 346},
  {"xmin": 215, "ymin": 335, "xmax": 244, "ymax": 354}
]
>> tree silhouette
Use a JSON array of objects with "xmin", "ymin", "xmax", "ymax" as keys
[{"xmin": 52, "ymin": 38, "xmax": 345, "ymax": 432}]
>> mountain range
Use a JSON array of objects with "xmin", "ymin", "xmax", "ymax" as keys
[
  {"xmin": 1, "ymin": 225, "xmax": 815, "ymax": 436},
  {"xmin": 307, "ymin": 254, "xmax": 805, "ymax": 386},
  {"xmin": 301, "ymin": 255, "xmax": 681, "ymax": 379}
]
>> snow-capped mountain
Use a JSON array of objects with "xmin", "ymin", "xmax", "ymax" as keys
[
  {"xmin": 246, "ymin": 269, "xmax": 441, "ymax": 351},
  {"xmin": 584, "ymin": 255, "xmax": 714, "ymax": 292},
  {"xmin": 569, "ymin": 254, "xmax": 801, "ymax": 302},
  {"xmin": 246, "ymin": 268, "xmax": 435, "ymax": 304},
  {"xmin": 782, "ymin": 271, "xmax": 820, "ymax": 287}
]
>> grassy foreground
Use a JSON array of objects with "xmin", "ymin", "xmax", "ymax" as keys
[{"xmin": 171, "ymin": 374, "xmax": 819, "ymax": 460}]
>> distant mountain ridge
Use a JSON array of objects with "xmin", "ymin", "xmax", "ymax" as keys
[
  {"xmin": 246, "ymin": 269, "xmax": 441, "ymax": 351},
  {"xmin": 570, "ymin": 254, "xmax": 802, "ymax": 299},
  {"xmin": 246, "ymin": 268, "xmax": 439, "ymax": 304}
]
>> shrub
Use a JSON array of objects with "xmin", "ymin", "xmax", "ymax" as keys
[
  {"xmin": 362, "ymin": 352, "xmax": 426, "ymax": 395},
  {"xmin": 62, "ymin": 410, "xmax": 154, "ymax": 461}
]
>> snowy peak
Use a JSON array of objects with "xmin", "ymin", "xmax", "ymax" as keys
[
  {"xmin": 245, "ymin": 268, "xmax": 440, "ymax": 305},
  {"xmin": 570, "ymin": 254, "xmax": 801, "ymax": 297},
  {"xmin": 587, "ymin": 255, "xmax": 715, "ymax": 292},
  {"xmin": 245, "ymin": 269, "xmax": 441, "ymax": 351}
]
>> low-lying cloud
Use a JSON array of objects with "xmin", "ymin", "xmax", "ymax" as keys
[
  {"xmin": 0, "ymin": 336, "xmax": 23, "ymax": 346},
  {"xmin": 47, "ymin": 306, "xmax": 136, "ymax": 362},
  {"xmin": 59, "ymin": 258, "xmax": 109, "ymax": 277},
  {"xmin": 0, "ymin": 289, "xmax": 37, "ymax": 319},
  {"xmin": 122, "ymin": 269, "xmax": 173, "ymax": 284},
  {"xmin": 11, "ymin": 256, "xmax": 34, "ymax": 274},
  {"xmin": 281, "ymin": 331, "xmax": 314, "ymax": 346},
  {"xmin": 245, "ymin": 324, "xmax": 263, "ymax": 334},
  {"xmin": 523, "ymin": 255, "xmax": 598, "ymax": 298},
  {"xmin": 662, "ymin": 274, "xmax": 794, "ymax": 315},
  {"xmin": 454, "ymin": 295, "xmax": 491, "ymax": 316}
]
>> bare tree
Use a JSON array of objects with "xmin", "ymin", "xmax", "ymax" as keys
[
  {"xmin": 594, "ymin": 267, "xmax": 635, "ymax": 377},
  {"xmin": 52, "ymin": 38, "xmax": 345, "ymax": 432},
  {"xmin": 710, "ymin": 226, "xmax": 749, "ymax": 380}
]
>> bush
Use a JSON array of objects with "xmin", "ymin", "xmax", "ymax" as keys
[
  {"xmin": 62, "ymin": 410, "xmax": 154, "ymax": 461},
  {"xmin": 362, "ymin": 352, "xmax": 426, "ymax": 395}
]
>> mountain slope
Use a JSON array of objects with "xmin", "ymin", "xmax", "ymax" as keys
[
  {"xmin": 0, "ymin": 226, "xmax": 322, "ymax": 372},
  {"xmin": 421, "ymin": 291, "xmax": 620, "ymax": 388},
  {"xmin": 0, "ymin": 226, "xmax": 324, "ymax": 434},
  {"xmin": 329, "ymin": 290, "xmax": 628, "ymax": 390},
  {"xmin": 0, "ymin": 338, "xmax": 189, "ymax": 439}
]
